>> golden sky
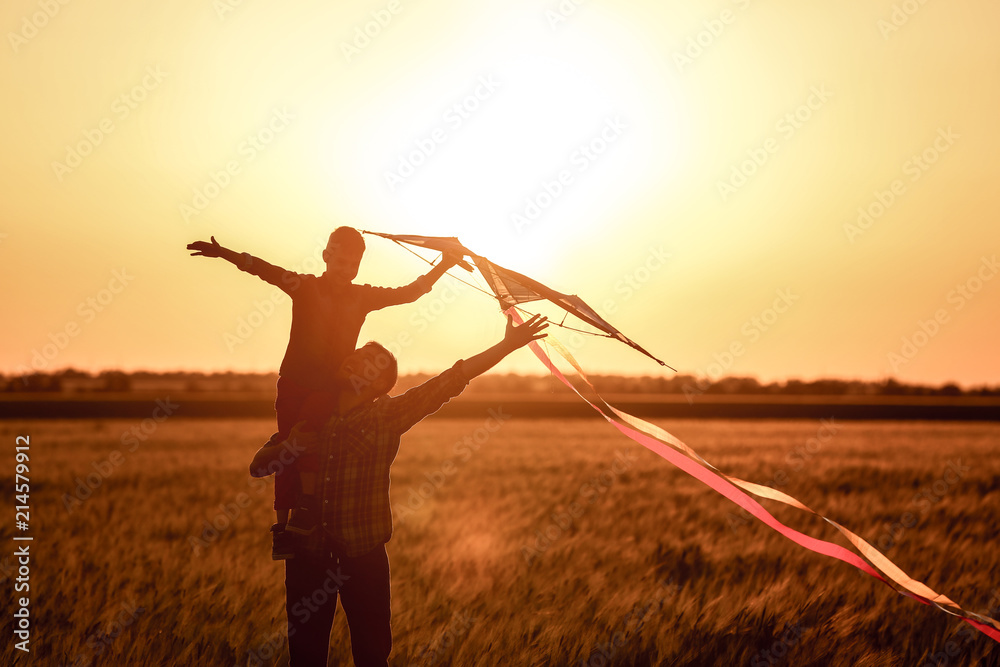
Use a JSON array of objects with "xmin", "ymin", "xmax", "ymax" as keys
[{"xmin": 2, "ymin": 0, "xmax": 999, "ymax": 385}]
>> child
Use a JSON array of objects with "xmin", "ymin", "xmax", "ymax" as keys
[{"xmin": 188, "ymin": 227, "xmax": 462, "ymax": 558}]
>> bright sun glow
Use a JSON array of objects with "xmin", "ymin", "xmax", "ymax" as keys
[{"xmin": 323, "ymin": 14, "xmax": 683, "ymax": 279}]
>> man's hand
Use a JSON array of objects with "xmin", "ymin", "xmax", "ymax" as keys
[
  {"xmin": 187, "ymin": 236, "xmax": 224, "ymax": 258},
  {"xmin": 249, "ymin": 421, "xmax": 317, "ymax": 477},
  {"xmin": 457, "ymin": 313, "xmax": 549, "ymax": 380},
  {"xmin": 503, "ymin": 313, "xmax": 548, "ymax": 350},
  {"xmin": 286, "ymin": 420, "xmax": 319, "ymax": 455}
]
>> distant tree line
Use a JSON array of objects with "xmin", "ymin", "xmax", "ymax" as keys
[
  {"xmin": 1, "ymin": 369, "xmax": 279, "ymax": 393},
  {"xmin": 2, "ymin": 369, "xmax": 998, "ymax": 396}
]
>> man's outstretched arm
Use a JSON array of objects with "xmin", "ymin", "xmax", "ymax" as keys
[
  {"xmin": 187, "ymin": 236, "xmax": 297, "ymax": 291},
  {"xmin": 383, "ymin": 314, "xmax": 549, "ymax": 434}
]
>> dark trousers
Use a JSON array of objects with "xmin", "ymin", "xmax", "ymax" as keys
[{"xmin": 285, "ymin": 545, "xmax": 392, "ymax": 667}]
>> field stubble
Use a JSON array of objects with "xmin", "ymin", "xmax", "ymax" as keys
[{"xmin": 1, "ymin": 417, "xmax": 999, "ymax": 666}]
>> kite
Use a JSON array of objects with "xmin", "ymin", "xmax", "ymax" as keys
[
  {"xmin": 362, "ymin": 231, "xmax": 672, "ymax": 369},
  {"xmin": 363, "ymin": 230, "xmax": 1000, "ymax": 644}
]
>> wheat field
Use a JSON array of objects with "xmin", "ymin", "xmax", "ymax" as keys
[{"xmin": 2, "ymin": 415, "xmax": 999, "ymax": 666}]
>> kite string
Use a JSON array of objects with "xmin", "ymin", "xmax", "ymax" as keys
[
  {"xmin": 387, "ymin": 238, "xmax": 498, "ymax": 301},
  {"xmin": 382, "ymin": 236, "xmax": 617, "ymax": 340}
]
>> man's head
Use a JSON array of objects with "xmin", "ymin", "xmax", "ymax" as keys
[
  {"xmin": 338, "ymin": 342, "xmax": 398, "ymax": 399},
  {"xmin": 323, "ymin": 227, "xmax": 365, "ymax": 283}
]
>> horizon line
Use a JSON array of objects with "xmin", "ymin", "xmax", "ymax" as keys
[{"xmin": 4, "ymin": 366, "xmax": 998, "ymax": 391}]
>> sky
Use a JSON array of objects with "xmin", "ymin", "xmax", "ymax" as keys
[{"xmin": 2, "ymin": 0, "xmax": 998, "ymax": 386}]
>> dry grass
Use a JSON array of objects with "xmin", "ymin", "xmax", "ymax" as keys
[{"xmin": 1, "ymin": 416, "xmax": 999, "ymax": 666}]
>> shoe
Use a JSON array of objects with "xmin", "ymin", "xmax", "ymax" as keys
[
  {"xmin": 285, "ymin": 504, "xmax": 318, "ymax": 536},
  {"xmin": 271, "ymin": 523, "xmax": 296, "ymax": 560}
]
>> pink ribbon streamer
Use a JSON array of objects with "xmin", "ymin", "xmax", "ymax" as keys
[{"xmin": 509, "ymin": 310, "xmax": 1000, "ymax": 643}]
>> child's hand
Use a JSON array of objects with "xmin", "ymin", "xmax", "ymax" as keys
[
  {"xmin": 442, "ymin": 252, "xmax": 473, "ymax": 272},
  {"xmin": 187, "ymin": 236, "xmax": 223, "ymax": 258}
]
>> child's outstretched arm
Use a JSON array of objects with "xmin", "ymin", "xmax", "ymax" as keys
[
  {"xmin": 420, "ymin": 252, "xmax": 472, "ymax": 288},
  {"xmin": 187, "ymin": 236, "xmax": 246, "ymax": 266},
  {"xmin": 367, "ymin": 252, "xmax": 469, "ymax": 310},
  {"xmin": 188, "ymin": 236, "xmax": 299, "ymax": 292}
]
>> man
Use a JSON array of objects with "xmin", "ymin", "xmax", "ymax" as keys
[{"xmin": 250, "ymin": 313, "xmax": 549, "ymax": 666}]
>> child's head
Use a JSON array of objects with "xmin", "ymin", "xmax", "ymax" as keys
[{"xmin": 323, "ymin": 227, "xmax": 365, "ymax": 282}]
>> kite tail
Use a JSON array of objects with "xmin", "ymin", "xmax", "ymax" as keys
[{"xmin": 507, "ymin": 309, "xmax": 1000, "ymax": 644}]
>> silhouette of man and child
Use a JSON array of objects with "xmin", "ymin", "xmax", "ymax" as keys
[{"xmin": 188, "ymin": 228, "xmax": 547, "ymax": 666}]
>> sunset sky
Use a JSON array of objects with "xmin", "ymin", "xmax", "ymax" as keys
[{"xmin": 2, "ymin": 0, "xmax": 998, "ymax": 385}]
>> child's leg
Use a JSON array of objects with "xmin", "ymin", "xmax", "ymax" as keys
[
  {"xmin": 271, "ymin": 449, "xmax": 299, "ymax": 558},
  {"xmin": 296, "ymin": 445, "xmax": 319, "ymax": 500},
  {"xmin": 273, "ymin": 377, "xmax": 310, "ymax": 520},
  {"xmin": 300, "ymin": 472, "xmax": 315, "ymax": 496},
  {"xmin": 269, "ymin": 378, "xmax": 311, "ymax": 555},
  {"xmin": 255, "ymin": 432, "xmax": 296, "ymax": 525},
  {"xmin": 285, "ymin": 448, "xmax": 320, "ymax": 535},
  {"xmin": 274, "ymin": 466, "xmax": 301, "ymax": 518},
  {"xmin": 281, "ymin": 388, "xmax": 332, "ymax": 536}
]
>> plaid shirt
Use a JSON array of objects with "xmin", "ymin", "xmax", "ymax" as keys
[{"xmin": 300, "ymin": 362, "xmax": 470, "ymax": 557}]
